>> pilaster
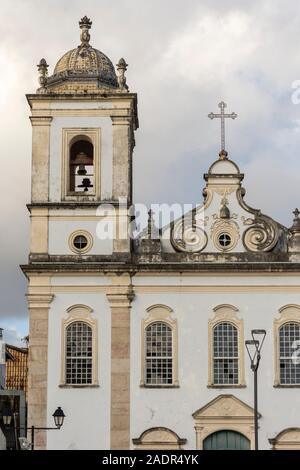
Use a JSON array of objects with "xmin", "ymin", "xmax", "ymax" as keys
[
  {"xmin": 106, "ymin": 274, "xmax": 134, "ymax": 450},
  {"xmin": 30, "ymin": 116, "xmax": 52, "ymax": 203},
  {"xmin": 27, "ymin": 292, "xmax": 53, "ymax": 450}
]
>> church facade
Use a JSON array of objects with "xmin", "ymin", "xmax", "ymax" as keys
[{"xmin": 22, "ymin": 17, "xmax": 300, "ymax": 450}]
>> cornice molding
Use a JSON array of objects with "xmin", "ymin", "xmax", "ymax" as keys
[{"xmin": 26, "ymin": 293, "xmax": 54, "ymax": 308}]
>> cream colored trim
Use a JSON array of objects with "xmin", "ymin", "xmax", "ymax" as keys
[
  {"xmin": 132, "ymin": 427, "xmax": 187, "ymax": 450},
  {"xmin": 40, "ymin": 285, "xmax": 300, "ymax": 295},
  {"xmin": 208, "ymin": 304, "xmax": 245, "ymax": 387},
  {"xmin": 193, "ymin": 394, "xmax": 255, "ymax": 450},
  {"xmin": 106, "ymin": 275, "xmax": 134, "ymax": 450},
  {"xmin": 133, "ymin": 272, "xmax": 300, "ymax": 278},
  {"xmin": 68, "ymin": 230, "xmax": 93, "ymax": 254},
  {"xmin": 30, "ymin": 207, "xmax": 49, "ymax": 254},
  {"xmin": 134, "ymin": 286, "xmax": 300, "ymax": 293},
  {"xmin": 30, "ymin": 117, "xmax": 52, "ymax": 203},
  {"xmin": 60, "ymin": 304, "xmax": 98, "ymax": 386},
  {"xmin": 50, "ymin": 216, "xmax": 105, "ymax": 221},
  {"xmin": 269, "ymin": 428, "xmax": 300, "ymax": 450},
  {"xmin": 273, "ymin": 304, "xmax": 300, "ymax": 386},
  {"xmin": 61, "ymin": 128, "xmax": 100, "ymax": 200},
  {"xmin": 27, "ymin": 292, "xmax": 53, "ymax": 450},
  {"xmin": 140, "ymin": 304, "xmax": 179, "ymax": 387},
  {"xmin": 31, "ymin": 108, "xmax": 132, "ymax": 118}
]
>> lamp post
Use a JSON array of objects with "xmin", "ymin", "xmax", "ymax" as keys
[
  {"xmin": 1, "ymin": 405, "xmax": 65, "ymax": 450},
  {"xmin": 245, "ymin": 329, "xmax": 266, "ymax": 451}
]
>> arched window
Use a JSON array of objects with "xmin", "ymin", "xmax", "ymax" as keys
[
  {"xmin": 203, "ymin": 430, "xmax": 250, "ymax": 450},
  {"xmin": 69, "ymin": 137, "xmax": 94, "ymax": 194},
  {"xmin": 65, "ymin": 321, "xmax": 93, "ymax": 385},
  {"xmin": 279, "ymin": 322, "xmax": 300, "ymax": 385},
  {"xmin": 213, "ymin": 322, "xmax": 239, "ymax": 385},
  {"xmin": 145, "ymin": 322, "xmax": 173, "ymax": 386}
]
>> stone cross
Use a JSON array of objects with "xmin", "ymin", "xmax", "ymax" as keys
[
  {"xmin": 293, "ymin": 208, "xmax": 300, "ymax": 220},
  {"xmin": 208, "ymin": 101, "xmax": 237, "ymax": 153}
]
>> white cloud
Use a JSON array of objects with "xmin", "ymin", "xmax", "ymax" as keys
[{"xmin": 1, "ymin": 0, "xmax": 300, "ymax": 324}]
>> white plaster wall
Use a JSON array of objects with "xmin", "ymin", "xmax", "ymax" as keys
[
  {"xmin": 48, "ymin": 219, "xmax": 113, "ymax": 255},
  {"xmin": 47, "ymin": 290, "xmax": 111, "ymax": 450},
  {"xmin": 130, "ymin": 274, "xmax": 300, "ymax": 450},
  {"xmin": 49, "ymin": 116, "xmax": 113, "ymax": 201}
]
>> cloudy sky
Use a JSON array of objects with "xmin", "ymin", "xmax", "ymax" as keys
[{"xmin": 1, "ymin": 0, "xmax": 300, "ymax": 344}]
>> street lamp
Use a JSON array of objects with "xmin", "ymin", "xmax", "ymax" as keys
[
  {"xmin": 245, "ymin": 329, "xmax": 266, "ymax": 451},
  {"xmin": 1, "ymin": 405, "xmax": 66, "ymax": 450},
  {"xmin": 52, "ymin": 406, "xmax": 65, "ymax": 429}
]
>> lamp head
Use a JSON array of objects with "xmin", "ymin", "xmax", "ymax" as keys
[{"xmin": 52, "ymin": 407, "xmax": 65, "ymax": 428}]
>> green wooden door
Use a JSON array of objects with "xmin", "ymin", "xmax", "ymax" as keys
[{"xmin": 203, "ymin": 430, "xmax": 250, "ymax": 450}]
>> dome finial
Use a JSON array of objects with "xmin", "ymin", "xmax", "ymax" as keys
[
  {"xmin": 116, "ymin": 58, "xmax": 129, "ymax": 91},
  {"xmin": 36, "ymin": 58, "xmax": 49, "ymax": 94},
  {"xmin": 79, "ymin": 16, "xmax": 92, "ymax": 46},
  {"xmin": 291, "ymin": 208, "xmax": 300, "ymax": 232}
]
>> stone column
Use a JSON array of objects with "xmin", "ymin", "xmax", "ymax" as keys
[
  {"xmin": 107, "ymin": 274, "xmax": 134, "ymax": 450},
  {"xmin": 111, "ymin": 116, "xmax": 132, "ymax": 202},
  {"xmin": 111, "ymin": 115, "xmax": 133, "ymax": 254},
  {"xmin": 30, "ymin": 116, "xmax": 52, "ymax": 203},
  {"xmin": 27, "ymin": 293, "xmax": 53, "ymax": 450}
]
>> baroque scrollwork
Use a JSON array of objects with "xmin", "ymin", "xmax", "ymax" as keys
[
  {"xmin": 243, "ymin": 215, "xmax": 279, "ymax": 252},
  {"xmin": 171, "ymin": 216, "xmax": 207, "ymax": 253}
]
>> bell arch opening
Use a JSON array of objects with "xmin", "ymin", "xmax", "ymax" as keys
[{"xmin": 69, "ymin": 136, "xmax": 94, "ymax": 193}]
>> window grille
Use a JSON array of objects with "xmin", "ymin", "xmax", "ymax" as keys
[
  {"xmin": 145, "ymin": 322, "xmax": 173, "ymax": 385},
  {"xmin": 66, "ymin": 321, "xmax": 92, "ymax": 385},
  {"xmin": 213, "ymin": 322, "xmax": 239, "ymax": 385},
  {"xmin": 279, "ymin": 322, "xmax": 300, "ymax": 385}
]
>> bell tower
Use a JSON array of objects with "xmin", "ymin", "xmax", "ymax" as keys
[
  {"xmin": 28, "ymin": 16, "xmax": 138, "ymax": 260},
  {"xmin": 24, "ymin": 17, "xmax": 138, "ymax": 450}
]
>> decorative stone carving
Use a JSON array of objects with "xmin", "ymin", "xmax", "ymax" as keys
[
  {"xmin": 171, "ymin": 214, "xmax": 207, "ymax": 253},
  {"xmin": 288, "ymin": 208, "xmax": 300, "ymax": 253},
  {"xmin": 193, "ymin": 395, "xmax": 257, "ymax": 449},
  {"xmin": 243, "ymin": 214, "xmax": 279, "ymax": 252},
  {"xmin": 241, "ymin": 216, "xmax": 254, "ymax": 226},
  {"xmin": 79, "ymin": 16, "xmax": 92, "ymax": 46},
  {"xmin": 219, "ymin": 196, "xmax": 230, "ymax": 219},
  {"xmin": 116, "ymin": 58, "xmax": 129, "ymax": 91},
  {"xmin": 269, "ymin": 428, "xmax": 300, "ymax": 450},
  {"xmin": 132, "ymin": 427, "xmax": 187, "ymax": 449},
  {"xmin": 36, "ymin": 58, "xmax": 49, "ymax": 94},
  {"xmin": 211, "ymin": 219, "xmax": 240, "ymax": 252}
]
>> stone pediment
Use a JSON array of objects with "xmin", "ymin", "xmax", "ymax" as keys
[{"xmin": 192, "ymin": 394, "xmax": 259, "ymax": 420}]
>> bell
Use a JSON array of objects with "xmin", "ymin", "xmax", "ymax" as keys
[
  {"xmin": 77, "ymin": 164, "xmax": 87, "ymax": 175},
  {"xmin": 220, "ymin": 203, "xmax": 230, "ymax": 219},
  {"xmin": 78, "ymin": 178, "xmax": 93, "ymax": 192}
]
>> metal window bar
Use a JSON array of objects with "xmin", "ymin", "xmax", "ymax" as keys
[
  {"xmin": 213, "ymin": 322, "xmax": 239, "ymax": 385},
  {"xmin": 279, "ymin": 322, "xmax": 300, "ymax": 385},
  {"xmin": 65, "ymin": 322, "xmax": 93, "ymax": 385},
  {"xmin": 145, "ymin": 322, "xmax": 173, "ymax": 385}
]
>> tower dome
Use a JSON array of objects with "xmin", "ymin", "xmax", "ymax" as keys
[{"xmin": 37, "ymin": 16, "xmax": 126, "ymax": 94}]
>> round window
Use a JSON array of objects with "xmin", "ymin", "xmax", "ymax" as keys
[
  {"xmin": 218, "ymin": 233, "xmax": 232, "ymax": 248},
  {"xmin": 73, "ymin": 235, "xmax": 88, "ymax": 250},
  {"xmin": 69, "ymin": 231, "xmax": 93, "ymax": 254}
]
